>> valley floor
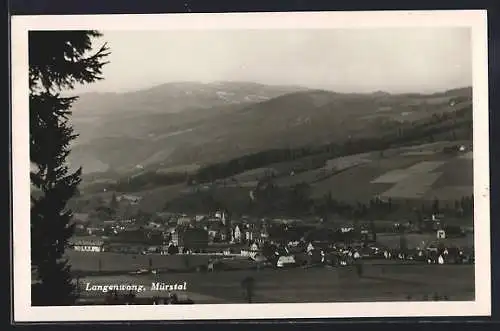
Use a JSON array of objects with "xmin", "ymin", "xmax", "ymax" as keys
[{"xmin": 76, "ymin": 263, "xmax": 474, "ymax": 304}]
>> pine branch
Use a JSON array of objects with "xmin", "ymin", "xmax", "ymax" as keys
[{"xmin": 29, "ymin": 30, "xmax": 109, "ymax": 306}]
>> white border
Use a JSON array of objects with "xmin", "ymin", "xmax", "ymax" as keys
[{"xmin": 11, "ymin": 10, "xmax": 490, "ymax": 322}]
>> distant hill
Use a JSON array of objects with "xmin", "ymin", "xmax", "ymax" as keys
[
  {"xmin": 71, "ymin": 81, "xmax": 306, "ymax": 117},
  {"xmin": 67, "ymin": 82, "xmax": 472, "ymax": 176}
]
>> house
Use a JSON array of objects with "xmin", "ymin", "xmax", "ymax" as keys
[
  {"xmin": 307, "ymin": 242, "xmax": 315, "ymax": 254},
  {"xmin": 221, "ymin": 212, "xmax": 228, "ymax": 225},
  {"xmin": 437, "ymin": 229, "xmax": 446, "ymax": 239},
  {"xmin": 172, "ymin": 227, "xmax": 209, "ymax": 251},
  {"xmin": 206, "ymin": 221, "xmax": 230, "ymax": 243},
  {"xmin": 245, "ymin": 229, "xmax": 254, "ymax": 242},
  {"xmin": 241, "ymin": 242, "xmax": 262, "ymax": 258},
  {"xmin": 69, "ymin": 236, "xmax": 106, "ymax": 252},
  {"xmin": 73, "ymin": 223, "xmax": 87, "ymax": 235},
  {"xmin": 233, "ymin": 225, "xmax": 242, "ymax": 243},
  {"xmin": 244, "ymin": 227, "xmax": 265, "ymax": 244},
  {"xmin": 207, "ymin": 229, "xmax": 218, "ymax": 240},
  {"xmin": 250, "ymin": 242, "xmax": 260, "ymax": 252},
  {"xmin": 87, "ymin": 226, "xmax": 104, "ymax": 236},
  {"xmin": 259, "ymin": 226, "xmax": 270, "ymax": 240},
  {"xmin": 177, "ymin": 216, "xmax": 192, "ymax": 226},
  {"xmin": 340, "ymin": 226, "xmax": 354, "ymax": 233},
  {"xmin": 195, "ymin": 215, "xmax": 206, "ymax": 222},
  {"xmin": 276, "ymin": 255, "xmax": 296, "ymax": 268}
]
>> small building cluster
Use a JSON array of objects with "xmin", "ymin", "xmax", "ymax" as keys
[{"xmin": 68, "ymin": 206, "xmax": 473, "ymax": 272}]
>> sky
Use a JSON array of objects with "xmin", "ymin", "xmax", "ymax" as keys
[{"xmin": 73, "ymin": 28, "xmax": 472, "ymax": 94}]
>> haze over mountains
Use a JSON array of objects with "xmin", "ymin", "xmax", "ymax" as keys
[{"xmin": 68, "ymin": 81, "xmax": 472, "ymax": 176}]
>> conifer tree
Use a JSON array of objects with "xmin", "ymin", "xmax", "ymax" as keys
[{"xmin": 30, "ymin": 31, "xmax": 109, "ymax": 305}]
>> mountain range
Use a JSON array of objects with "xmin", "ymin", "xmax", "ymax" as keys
[{"xmin": 67, "ymin": 81, "xmax": 472, "ymax": 177}]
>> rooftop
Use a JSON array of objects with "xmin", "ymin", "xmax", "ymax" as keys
[{"xmin": 69, "ymin": 236, "xmax": 106, "ymax": 245}]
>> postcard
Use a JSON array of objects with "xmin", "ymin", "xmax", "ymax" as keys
[{"xmin": 11, "ymin": 10, "xmax": 490, "ymax": 322}]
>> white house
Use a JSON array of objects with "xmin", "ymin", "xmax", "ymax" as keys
[
  {"xmin": 195, "ymin": 215, "xmax": 206, "ymax": 222},
  {"xmin": 276, "ymin": 255, "xmax": 296, "ymax": 268},
  {"xmin": 241, "ymin": 242, "xmax": 261, "ymax": 258},
  {"xmin": 245, "ymin": 230, "xmax": 253, "ymax": 242},
  {"xmin": 233, "ymin": 225, "xmax": 242, "ymax": 242},
  {"xmin": 438, "ymin": 255, "xmax": 445, "ymax": 265},
  {"xmin": 69, "ymin": 236, "xmax": 105, "ymax": 252},
  {"xmin": 250, "ymin": 242, "xmax": 260, "ymax": 252},
  {"xmin": 340, "ymin": 226, "xmax": 354, "ymax": 233},
  {"xmin": 307, "ymin": 242, "xmax": 315, "ymax": 254}
]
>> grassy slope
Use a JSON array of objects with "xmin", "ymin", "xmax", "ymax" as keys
[{"xmin": 72, "ymin": 140, "xmax": 473, "ymax": 217}]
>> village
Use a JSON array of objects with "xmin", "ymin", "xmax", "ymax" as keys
[{"xmin": 68, "ymin": 203, "xmax": 474, "ymax": 272}]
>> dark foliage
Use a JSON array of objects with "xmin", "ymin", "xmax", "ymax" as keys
[{"xmin": 30, "ymin": 31, "xmax": 109, "ymax": 305}]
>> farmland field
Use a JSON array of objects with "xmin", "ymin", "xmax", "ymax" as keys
[
  {"xmin": 379, "ymin": 172, "xmax": 442, "ymax": 199},
  {"xmin": 310, "ymin": 165, "xmax": 392, "ymax": 201},
  {"xmin": 67, "ymin": 251, "xmax": 211, "ymax": 273},
  {"xmin": 376, "ymin": 233, "xmax": 474, "ymax": 250},
  {"xmin": 137, "ymin": 184, "xmax": 188, "ymax": 212},
  {"xmin": 401, "ymin": 150, "xmax": 437, "ymax": 156},
  {"xmin": 309, "ymin": 148, "xmax": 472, "ymax": 202},
  {"xmin": 156, "ymin": 164, "xmax": 201, "ymax": 175},
  {"xmin": 74, "ymin": 141, "xmax": 473, "ymax": 214},
  {"xmin": 274, "ymin": 168, "xmax": 325, "ymax": 186},
  {"xmin": 324, "ymin": 152, "xmax": 374, "ymax": 171},
  {"xmin": 404, "ymin": 161, "xmax": 447, "ymax": 173},
  {"xmin": 230, "ymin": 167, "xmax": 278, "ymax": 182},
  {"xmin": 371, "ymin": 169, "xmax": 412, "ymax": 184},
  {"xmin": 432, "ymin": 158, "xmax": 473, "ymax": 187},
  {"xmin": 76, "ymin": 263, "xmax": 474, "ymax": 303}
]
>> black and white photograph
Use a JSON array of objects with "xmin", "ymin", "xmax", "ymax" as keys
[{"xmin": 11, "ymin": 10, "xmax": 490, "ymax": 321}]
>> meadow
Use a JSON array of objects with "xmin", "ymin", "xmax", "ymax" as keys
[
  {"xmin": 67, "ymin": 251, "xmax": 210, "ymax": 273},
  {"xmin": 375, "ymin": 233, "xmax": 474, "ymax": 250},
  {"xmin": 73, "ymin": 141, "xmax": 473, "ymax": 215},
  {"xmin": 77, "ymin": 263, "xmax": 475, "ymax": 303}
]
